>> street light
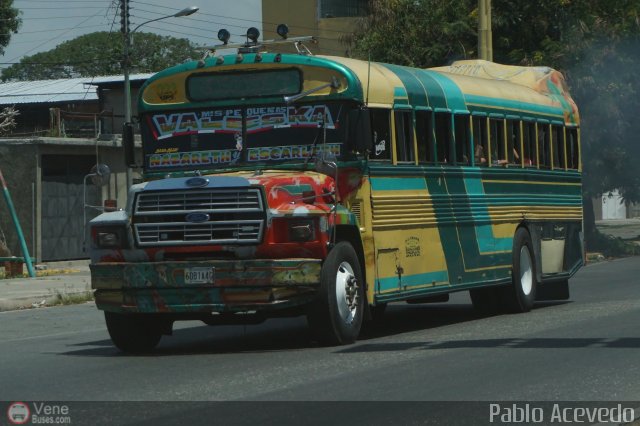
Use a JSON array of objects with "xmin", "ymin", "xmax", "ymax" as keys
[{"xmin": 122, "ymin": 5, "xmax": 199, "ymax": 174}]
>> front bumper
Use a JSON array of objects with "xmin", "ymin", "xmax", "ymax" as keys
[{"xmin": 91, "ymin": 259, "xmax": 322, "ymax": 313}]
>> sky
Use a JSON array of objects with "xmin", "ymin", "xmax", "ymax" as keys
[{"xmin": 1, "ymin": 0, "xmax": 263, "ymax": 71}]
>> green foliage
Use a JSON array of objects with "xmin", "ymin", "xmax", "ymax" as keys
[
  {"xmin": 0, "ymin": 0, "xmax": 20, "ymax": 55},
  {"xmin": 349, "ymin": 0, "xmax": 640, "ymax": 232},
  {"xmin": 1, "ymin": 31, "xmax": 199, "ymax": 81},
  {"xmin": 346, "ymin": 0, "xmax": 477, "ymax": 68},
  {"xmin": 588, "ymin": 230, "xmax": 640, "ymax": 258}
]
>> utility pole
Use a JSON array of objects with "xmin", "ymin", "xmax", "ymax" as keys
[
  {"xmin": 119, "ymin": 1, "xmax": 198, "ymax": 185},
  {"xmin": 478, "ymin": 0, "xmax": 493, "ymax": 61},
  {"xmin": 120, "ymin": 0, "xmax": 131, "ymax": 127},
  {"xmin": 120, "ymin": 0, "xmax": 132, "ymax": 186}
]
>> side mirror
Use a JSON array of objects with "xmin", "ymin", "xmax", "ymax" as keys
[
  {"xmin": 348, "ymin": 107, "xmax": 372, "ymax": 154},
  {"xmin": 123, "ymin": 122, "xmax": 136, "ymax": 168}
]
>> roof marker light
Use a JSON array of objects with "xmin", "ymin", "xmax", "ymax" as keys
[
  {"xmin": 276, "ymin": 24, "xmax": 289, "ymax": 39},
  {"xmin": 217, "ymin": 29, "xmax": 230, "ymax": 44},
  {"xmin": 246, "ymin": 27, "xmax": 260, "ymax": 43}
]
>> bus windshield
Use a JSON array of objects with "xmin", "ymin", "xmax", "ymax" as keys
[{"xmin": 140, "ymin": 102, "xmax": 351, "ymax": 171}]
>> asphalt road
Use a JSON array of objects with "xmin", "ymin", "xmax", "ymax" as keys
[{"xmin": 2, "ymin": 257, "xmax": 640, "ymax": 424}]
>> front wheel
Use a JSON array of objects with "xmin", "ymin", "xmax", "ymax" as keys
[
  {"xmin": 503, "ymin": 227, "xmax": 537, "ymax": 312},
  {"xmin": 105, "ymin": 312, "xmax": 164, "ymax": 354},
  {"xmin": 307, "ymin": 241, "xmax": 364, "ymax": 345}
]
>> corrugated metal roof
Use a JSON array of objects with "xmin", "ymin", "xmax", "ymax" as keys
[{"xmin": 0, "ymin": 74, "xmax": 153, "ymax": 105}]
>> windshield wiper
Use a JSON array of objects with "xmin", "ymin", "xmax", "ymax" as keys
[{"xmin": 284, "ymin": 77, "xmax": 340, "ymax": 105}]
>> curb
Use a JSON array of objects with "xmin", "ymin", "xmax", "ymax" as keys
[{"xmin": 0, "ymin": 290, "xmax": 94, "ymax": 312}]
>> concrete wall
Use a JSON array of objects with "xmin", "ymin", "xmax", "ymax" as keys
[
  {"xmin": 0, "ymin": 142, "xmax": 39, "ymax": 261},
  {"xmin": 0, "ymin": 137, "xmax": 139, "ymax": 261}
]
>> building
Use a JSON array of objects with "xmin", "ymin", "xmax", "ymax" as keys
[
  {"xmin": 0, "ymin": 75, "xmax": 150, "ymax": 262},
  {"xmin": 261, "ymin": 0, "xmax": 366, "ymax": 56},
  {"xmin": 0, "ymin": 74, "xmax": 152, "ymax": 139}
]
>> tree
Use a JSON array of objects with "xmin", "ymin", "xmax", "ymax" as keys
[
  {"xmin": 346, "ymin": 0, "xmax": 477, "ymax": 68},
  {"xmin": 1, "ymin": 31, "xmax": 199, "ymax": 81},
  {"xmin": 348, "ymin": 0, "xmax": 640, "ymax": 236},
  {"xmin": 0, "ymin": 0, "xmax": 20, "ymax": 55}
]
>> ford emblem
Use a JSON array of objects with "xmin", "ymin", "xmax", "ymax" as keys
[
  {"xmin": 185, "ymin": 212, "xmax": 210, "ymax": 223},
  {"xmin": 185, "ymin": 177, "xmax": 209, "ymax": 188}
]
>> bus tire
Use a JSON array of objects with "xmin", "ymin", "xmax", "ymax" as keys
[
  {"xmin": 503, "ymin": 227, "xmax": 537, "ymax": 312},
  {"xmin": 105, "ymin": 311, "xmax": 163, "ymax": 354},
  {"xmin": 307, "ymin": 241, "xmax": 364, "ymax": 345}
]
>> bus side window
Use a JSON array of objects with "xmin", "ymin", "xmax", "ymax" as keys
[
  {"xmin": 538, "ymin": 124, "xmax": 550, "ymax": 168},
  {"xmin": 415, "ymin": 111, "xmax": 434, "ymax": 163},
  {"xmin": 472, "ymin": 116, "xmax": 488, "ymax": 166},
  {"xmin": 507, "ymin": 120, "xmax": 521, "ymax": 165},
  {"xmin": 567, "ymin": 127, "xmax": 579, "ymax": 169},
  {"xmin": 435, "ymin": 112, "xmax": 452, "ymax": 164},
  {"xmin": 523, "ymin": 121, "xmax": 536, "ymax": 166},
  {"xmin": 394, "ymin": 110, "xmax": 415, "ymax": 163},
  {"xmin": 370, "ymin": 109, "xmax": 391, "ymax": 160},
  {"xmin": 454, "ymin": 115, "xmax": 471, "ymax": 165},
  {"xmin": 552, "ymin": 125, "xmax": 565, "ymax": 169},
  {"xmin": 489, "ymin": 119, "xmax": 505, "ymax": 165}
]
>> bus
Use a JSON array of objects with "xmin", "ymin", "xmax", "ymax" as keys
[{"xmin": 89, "ymin": 30, "xmax": 583, "ymax": 353}]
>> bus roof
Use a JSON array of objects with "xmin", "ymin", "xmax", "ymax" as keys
[
  {"xmin": 325, "ymin": 56, "xmax": 579, "ymax": 126},
  {"xmin": 139, "ymin": 54, "xmax": 579, "ymax": 127}
]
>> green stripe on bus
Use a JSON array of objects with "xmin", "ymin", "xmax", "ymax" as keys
[
  {"xmin": 370, "ymin": 177, "xmax": 427, "ymax": 191},
  {"xmin": 377, "ymin": 270, "xmax": 450, "ymax": 292},
  {"xmin": 466, "ymin": 94, "xmax": 565, "ymax": 118}
]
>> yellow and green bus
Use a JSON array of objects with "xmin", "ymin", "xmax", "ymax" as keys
[{"xmin": 89, "ymin": 36, "xmax": 583, "ymax": 352}]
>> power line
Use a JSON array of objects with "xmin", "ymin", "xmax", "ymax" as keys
[
  {"xmin": 4, "ymin": 7, "xmax": 112, "ymax": 63},
  {"xmin": 15, "ymin": 0, "xmax": 114, "ymax": 3},
  {"xmin": 1, "ymin": 15, "xmax": 110, "ymax": 21},
  {"xmin": 132, "ymin": 0, "xmax": 355, "ymax": 35},
  {"xmin": 1, "ymin": 23, "xmax": 111, "ymax": 37}
]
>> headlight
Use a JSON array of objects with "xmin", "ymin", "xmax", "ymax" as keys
[{"xmin": 92, "ymin": 227, "xmax": 127, "ymax": 249}]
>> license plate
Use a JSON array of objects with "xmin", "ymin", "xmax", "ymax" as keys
[{"xmin": 184, "ymin": 267, "xmax": 215, "ymax": 284}]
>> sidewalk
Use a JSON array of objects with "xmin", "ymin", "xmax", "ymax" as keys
[
  {"xmin": 596, "ymin": 218, "xmax": 640, "ymax": 241},
  {"xmin": 0, "ymin": 260, "xmax": 92, "ymax": 312}
]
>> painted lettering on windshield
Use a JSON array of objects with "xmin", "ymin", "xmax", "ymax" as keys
[
  {"xmin": 247, "ymin": 143, "xmax": 341, "ymax": 162},
  {"xmin": 151, "ymin": 105, "xmax": 335, "ymax": 139},
  {"xmin": 149, "ymin": 149, "xmax": 238, "ymax": 168}
]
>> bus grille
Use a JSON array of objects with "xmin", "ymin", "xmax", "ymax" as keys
[{"xmin": 133, "ymin": 188, "xmax": 265, "ymax": 246}]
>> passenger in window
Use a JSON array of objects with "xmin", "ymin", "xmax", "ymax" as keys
[
  {"xmin": 495, "ymin": 148, "xmax": 519, "ymax": 166},
  {"xmin": 512, "ymin": 146, "xmax": 521, "ymax": 164},
  {"xmin": 474, "ymin": 144, "xmax": 487, "ymax": 166}
]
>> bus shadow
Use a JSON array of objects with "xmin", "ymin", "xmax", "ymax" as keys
[
  {"xmin": 59, "ymin": 301, "xmax": 572, "ymax": 357},
  {"xmin": 358, "ymin": 300, "xmax": 569, "ymax": 340},
  {"xmin": 337, "ymin": 337, "xmax": 640, "ymax": 353}
]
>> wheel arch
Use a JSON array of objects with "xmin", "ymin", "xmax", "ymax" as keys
[
  {"xmin": 517, "ymin": 220, "xmax": 543, "ymax": 285},
  {"xmin": 332, "ymin": 224, "xmax": 366, "ymax": 292}
]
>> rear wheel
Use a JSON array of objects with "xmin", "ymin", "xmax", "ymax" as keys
[
  {"xmin": 307, "ymin": 242, "xmax": 364, "ymax": 345},
  {"xmin": 105, "ymin": 311, "xmax": 164, "ymax": 354},
  {"xmin": 503, "ymin": 227, "xmax": 537, "ymax": 312}
]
